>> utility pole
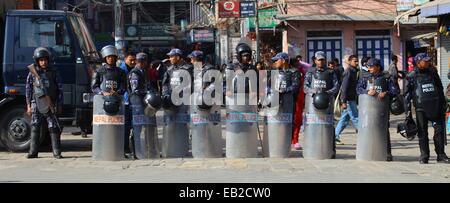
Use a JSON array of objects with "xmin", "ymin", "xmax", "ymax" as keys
[
  {"xmin": 114, "ymin": 0, "xmax": 125, "ymax": 60},
  {"xmin": 254, "ymin": 0, "xmax": 260, "ymax": 62},
  {"xmin": 38, "ymin": 0, "xmax": 45, "ymax": 10}
]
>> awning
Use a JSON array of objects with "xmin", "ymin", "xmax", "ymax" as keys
[
  {"xmin": 277, "ymin": 14, "xmax": 396, "ymax": 22},
  {"xmin": 411, "ymin": 32, "xmax": 437, "ymax": 39},
  {"xmin": 394, "ymin": 7, "xmax": 421, "ymax": 26},
  {"xmin": 394, "ymin": 0, "xmax": 450, "ymax": 25},
  {"xmin": 278, "ymin": 0, "xmax": 396, "ymax": 22},
  {"xmin": 420, "ymin": 0, "xmax": 450, "ymax": 17}
]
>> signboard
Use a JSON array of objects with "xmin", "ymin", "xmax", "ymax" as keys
[
  {"xmin": 396, "ymin": 0, "xmax": 414, "ymax": 11},
  {"xmin": 17, "ymin": 0, "xmax": 34, "ymax": 9},
  {"xmin": 414, "ymin": 0, "xmax": 429, "ymax": 6},
  {"xmin": 248, "ymin": 8, "xmax": 278, "ymax": 30},
  {"xmin": 191, "ymin": 29, "xmax": 215, "ymax": 43},
  {"xmin": 125, "ymin": 24, "xmax": 173, "ymax": 37},
  {"xmin": 240, "ymin": 1, "xmax": 256, "ymax": 18},
  {"xmin": 218, "ymin": 1, "xmax": 240, "ymax": 18}
]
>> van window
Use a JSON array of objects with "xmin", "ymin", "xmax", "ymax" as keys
[{"xmin": 19, "ymin": 17, "xmax": 73, "ymax": 59}]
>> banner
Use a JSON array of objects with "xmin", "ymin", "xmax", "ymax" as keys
[{"xmin": 218, "ymin": 1, "xmax": 240, "ymax": 18}]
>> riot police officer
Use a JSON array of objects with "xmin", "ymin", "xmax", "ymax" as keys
[
  {"xmin": 263, "ymin": 52, "xmax": 300, "ymax": 157},
  {"xmin": 128, "ymin": 52, "xmax": 160, "ymax": 159},
  {"xmin": 92, "ymin": 45, "xmax": 127, "ymax": 97},
  {"xmin": 404, "ymin": 53, "xmax": 450, "ymax": 164},
  {"xmin": 26, "ymin": 47, "xmax": 63, "ymax": 159},
  {"xmin": 91, "ymin": 45, "xmax": 127, "ymax": 161},
  {"xmin": 356, "ymin": 58, "xmax": 398, "ymax": 161},
  {"xmin": 303, "ymin": 51, "xmax": 339, "ymax": 159},
  {"xmin": 225, "ymin": 43, "xmax": 259, "ymax": 158},
  {"xmin": 161, "ymin": 48, "xmax": 193, "ymax": 158},
  {"xmin": 189, "ymin": 50, "xmax": 223, "ymax": 158}
]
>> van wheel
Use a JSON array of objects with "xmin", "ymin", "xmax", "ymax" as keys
[
  {"xmin": 0, "ymin": 106, "xmax": 49, "ymax": 152},
  {"xmin": 0, "ymin": 106, "xmax": 31, "ymax": 152}
]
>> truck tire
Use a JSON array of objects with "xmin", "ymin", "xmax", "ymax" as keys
[{"xmin": 0, "ymin": 106, "xmax": 49, "ymax": 152}]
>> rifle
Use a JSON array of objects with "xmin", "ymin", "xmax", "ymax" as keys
[{"xmin": 27, "ymin": 64, "xmax": 62, "ymax": 133}]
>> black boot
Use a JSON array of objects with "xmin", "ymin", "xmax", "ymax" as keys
[
  {"xmin": 437, "ymin": 154, "xmax": 450, "ymax": 163},
  {"xmin": 386, "ymin": 131, "xmax": 393, "ymax": 162},
  {"xmin": 433, "ymin": 132, "xmax": 448, "ymax": 163},
  {"xmin": 418, "ymin": 136, "xmax": 430, "ymax": 164},
  {"xmin": 50, "ymin": 128, "xmax": 62, "ymax": 159},
  {"xmin": 26, "ymin": 126, "xmax": 40, "ymax": 159}
]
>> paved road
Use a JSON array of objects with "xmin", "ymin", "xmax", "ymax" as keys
[{"xmin": 0, "ymin": 114, "xmax": 449, "ymax": 183}]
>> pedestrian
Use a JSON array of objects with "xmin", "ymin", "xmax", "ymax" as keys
[
  {"xmin": 291, "ymin": 56, "xmax": 306, "ymax": 150},
  {"xmin": 147, "ymin": 60, "xmax": 160, "ymax": 92},
  {"xmin": 388, "ymin": 55, "xmax": 399, "ymax": 81},
  {"xmin": 407, "ymin": 52, "xmax": 415, "ymax": 73},
  {"xmin": 26, "ymin": 47, "xmax": 63, "ymax": 159},
  {"xmin": 335, "ymin": 55, "xmax": 359, "ymax": 145},
  {"xmin": 404, "ymin": 53, "xmax": 450, "ymax": 164},
  {"xmin": 328, "ymin": 60, "xmax": 342, "ymax": 87},
  {"xmin": 310, "ymin": 56, "xmax": 316, "ymax": 67},
  {"xmin": 119, "ymin": 52, "xmax": 136, "ymax": 158},
  {"xmin": 359, "ymin": 56, "xmax": 371, "ymax": 80},
  {"xmin": 255, "ymin": 61, "xmax": 265, "ymax": 71},
  {"xmin": 296, "ymin": 55, "xmax": 312, "ymax": 74}
]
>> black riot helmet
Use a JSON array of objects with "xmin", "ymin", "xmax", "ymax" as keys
[
  {"xmin": 103, "ymin": 95, "xmax": 121, "ymax": 115},
  {"xmin": 390, "ymin": 95, "xmax": 405, "ymax": 115},
  {"xmin": 144, "ymin": 91, "xmax": 162, "ymax": 116},
  {"xmin": 313, "ymin": 92, "xmax": 330, "ymax": 110},
  {"xmin": 33, "ymin": 47, "xmax": 51, "ymax": 63},
  {"xmin": 397, "ymin": 117, "xmax": 417, "ymax": 141},
  {"xmin": 236, "ymin": 43, "xmax": 252, "ymax": 62}
]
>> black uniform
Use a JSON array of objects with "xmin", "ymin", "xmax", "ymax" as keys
[
  {"xmin": 405, "ymin": 67, "xmax": 449, "ymax": 163},
  {"xmin": 91, "ymin": 64, "xmax": 127, "ymax": 96},
  {"xmin": 161, "ymin": 60, "xmax": 193, "ymax": 106},
  {"xmin": 357, "ymin": 71, "xmax": 399, "ymax": 161},
  {"xmin": 266, "ymin": 67, "xmax": 300, "ymax": 100},
  {"xmin": 25, "ymin": 64, "xmax": 63, "ymax": 159},
  {"xmin": 225, "ymin": 62, "xmax": 258, "ymax": 103}
]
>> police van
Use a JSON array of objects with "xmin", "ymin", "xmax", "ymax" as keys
[{"xmin": 0, "ymin": 10, "xmax": 100, "ymax": 151}]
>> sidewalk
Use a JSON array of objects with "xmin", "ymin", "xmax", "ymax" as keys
[{"xmin": 0, "ymin": 114, "xmax": 449, "ymax": 182}]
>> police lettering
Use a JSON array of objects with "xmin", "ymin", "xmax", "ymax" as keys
[
  {"xmin": 105, "ymin": 80, "xmax": 118, "ymax": 90},
  {"xmin": 226, "ymin": 113, "xmax": 257, "ymax": 122},
  {"xmin": 313, "ymin": 80, "xmax": 327, "ymax": 89},
  {"xmin": 421, "ymin": 83, "xmax": 435, "ymax": 93},
  {"xmin": 374, "ymin": 85, "xmax": 383, "ymax": 93},
  {"xmin": 266, "ymin": 113, "xmax": 292, "ymax": 123},
  {"xmin": 170, "ymin": 77, "xmax": 182, "ymax": 86}
]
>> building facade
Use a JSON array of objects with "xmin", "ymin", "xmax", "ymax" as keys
[{"xmin": 278, "ymin": 0, "xmax": 401, "ymax": 69}]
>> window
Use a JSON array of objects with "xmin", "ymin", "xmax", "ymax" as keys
[{"xmin": 19, "ymin": 17, "xmax": 73, "ymax": 58}]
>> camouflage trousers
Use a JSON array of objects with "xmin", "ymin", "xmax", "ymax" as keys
[{"xmin": 31, "ymin": 102, "xmax": 59, "ymax": 130}]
